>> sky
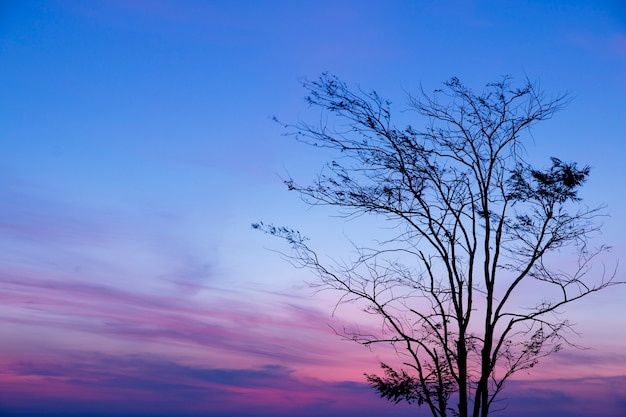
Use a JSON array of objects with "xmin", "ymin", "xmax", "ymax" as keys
[{"xmin": 0, "ymin": 1, "xmax": 625, "ymax": 416}]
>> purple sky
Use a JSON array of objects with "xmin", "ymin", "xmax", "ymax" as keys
[{"xmin": 1, "ymin": 1, "xmax": 625, "ymax": 416}]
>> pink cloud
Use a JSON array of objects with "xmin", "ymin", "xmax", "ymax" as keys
[
  {"xmin": 0, "ymin": 352, "xmax": 416, "ymax": 417},
  {"xmin": 0, "ymin": 350, "xmax": 623, "ymax": 417},
  {"xmin": 501, "ymin": 375, "xmax": 626, "ymax": 417},
  {"xmin": 0, "ymin": 270, "xmax": 378, "ymax": 379},
  {"xmin": 1, "ymin": 243, "xmax": 623, "ymax": 416}
]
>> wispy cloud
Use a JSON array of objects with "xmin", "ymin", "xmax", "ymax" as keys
[
  {"xmin": 502, "ymin": 375, "xmax": 626, "ymax": 417},
  {"xmin": 1, "ymin": 348, "xmax": 624, "ymax": 417},
  {"xmin": 0, "ymin": 352, "xmax": 416, "ymax": 417},
  {"xmin": 1, "ymin": 182, "xmax": 623, "ymax": 416},
  {"xmin": 0, "ymin": 269, "xmax": 377, "ymax": 375}
]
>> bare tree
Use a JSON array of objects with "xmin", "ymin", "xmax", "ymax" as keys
[{"xmin": 253, "ymin": 73, "xmax": 619, "ymax": 417}]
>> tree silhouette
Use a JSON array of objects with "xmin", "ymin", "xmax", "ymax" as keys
[{"xmin": 253, "ymin": 74, "xmax": 619, "ymax": 417}]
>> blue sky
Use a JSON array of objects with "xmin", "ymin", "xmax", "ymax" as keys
[{"xmin": 1, "ymin": 1, "xmax": 625, "ymax": 416}]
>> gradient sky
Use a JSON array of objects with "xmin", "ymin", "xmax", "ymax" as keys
[{"xmin": 1, "ymin": 1, "xmax": 625, "ymax": 416}]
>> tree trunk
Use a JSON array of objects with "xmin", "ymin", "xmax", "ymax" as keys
[{"xmin": 457, "ymin": 337, "xmax": 468, "ymax": 417}]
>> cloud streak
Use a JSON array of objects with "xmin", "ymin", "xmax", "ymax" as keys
[
  {"xmin": 1, "ymin": 186, "xmax": 623, "ymax": 416},
  {"xmin": 0, "ymin": 269, "xmax": 377, "ymax": 376},
  {"xmin": 0, "ymin": 351, "xmax": 417, "ymax": 417},
  {"xmin": 1, "ymin": 349, "xmax": 624, "ymax": 417}
]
